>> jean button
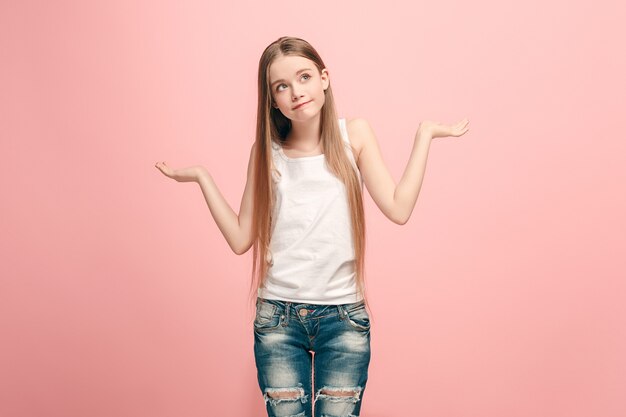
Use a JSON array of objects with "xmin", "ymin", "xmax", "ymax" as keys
[{"xmin": 299, "ymin": 308, "xmax": 308, "ymax": 316}]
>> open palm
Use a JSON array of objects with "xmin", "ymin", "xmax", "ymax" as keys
[
  {"xmin": 420, "ymin": 118, "xmax": 470, "ymax": 139},
  {"xmin": 154, "ymin": 161, "xmax": 205, "ymax": 183}
]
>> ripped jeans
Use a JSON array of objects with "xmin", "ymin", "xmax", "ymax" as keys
[{"xmin": 253, "ymin": 297, "xmax": 371, "ymax": 417}]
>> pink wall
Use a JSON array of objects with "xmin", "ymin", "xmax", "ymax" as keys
[{"xmin": 1, "ymin": 0, "xmax": 624, "ymax": 416}]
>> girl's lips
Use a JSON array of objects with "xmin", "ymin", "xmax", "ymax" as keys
[{"xmin": 293, "ymin": 100, "xmax": 312, "ymax": 110}]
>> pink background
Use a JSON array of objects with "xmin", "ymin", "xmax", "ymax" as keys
[{"xmin": 2, "ymin": 0, "xmax": 624, "ymax": 416}]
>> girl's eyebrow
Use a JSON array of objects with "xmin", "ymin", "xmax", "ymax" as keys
[{"xmin": 271, "ymin": 68, "xmax": 313, "ymax": 86}]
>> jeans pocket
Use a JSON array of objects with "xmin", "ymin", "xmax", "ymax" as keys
[
  {"xmin": 254, "ymin": 300, "xmax": 282, "ymax": 332},
  {"xmin": 344, "ymin": 304, "xmax": 371, "ymax": 331}
]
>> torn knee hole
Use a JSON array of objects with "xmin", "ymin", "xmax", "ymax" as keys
[
  {"xmin": 267, "ymin": 389, "xmax": 301, "ymax": 399},
  {"xmin": 315, "ymin": 386, "xmax": 363, "ymax": 403},
  {"xmin": 263, "ymin": 386, "xmax": 308, "ymax": 405},
  {"xmin": 320, "ymin": 389, "xmax": 357, "ymax": 396}
]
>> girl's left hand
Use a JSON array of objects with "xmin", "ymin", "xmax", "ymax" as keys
[{"xmin": 418, "ymin": 118, "xmax": 470, "ymax": 139}]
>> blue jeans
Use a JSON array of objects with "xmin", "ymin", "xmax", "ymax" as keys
[{"xmin": 253, "ymin": 296, "xmax": 371, "ymax": 417}]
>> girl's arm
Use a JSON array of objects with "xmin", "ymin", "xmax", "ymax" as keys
[
  {"xmin": 349, "ymin": 117, "xmax": 468, "ymax": 225},
  {"xmin": 196, "ymin": 142, "xmax": 257, "ymax": 254}
]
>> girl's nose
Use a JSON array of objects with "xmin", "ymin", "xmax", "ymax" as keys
[{"xmin": 291, "ymin": 89, "xmax": 303, "ymax": 100}]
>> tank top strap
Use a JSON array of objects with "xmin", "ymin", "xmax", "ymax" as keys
[
  {"xmin": 268, "ymin": 141, "xmax": 282, "ymax": 184},
  {"xmin": 338, "ymin": 118, "xmax": 363, "ymax": 184},
  {"xmin": 338, "ymin": 118, "xmax": 350, "ymax": 146}
]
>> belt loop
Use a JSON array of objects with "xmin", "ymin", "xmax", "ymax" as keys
[
  {"xmin": 283, "ymin": 302, "xmax": 291, "ymax": 326},
  {"xmin": 337, "ymin": 304, "xmax": 346, "ymax": 320}
]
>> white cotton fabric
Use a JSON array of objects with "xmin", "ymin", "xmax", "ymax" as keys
[{"xmin": 258, "ymin": 118, "xmax": 364, "ymax": 304}]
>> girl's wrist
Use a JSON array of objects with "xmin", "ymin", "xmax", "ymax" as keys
[
  {"xmin": 416, "ymin": 126, "xmax": 433, "ymax": 141},
  {"xmin": 195, "ymin": 166, "xmax": 209, "ymax": 183}
]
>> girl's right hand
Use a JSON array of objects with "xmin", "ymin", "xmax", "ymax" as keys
[{"xmin": 154, "ymin": 161, "xmax": 206, "ymax": 183}]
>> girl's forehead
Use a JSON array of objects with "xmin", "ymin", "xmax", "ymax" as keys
[{"xmin": 269, "ymin": 55, "xmax": 315, "ymax": 77}]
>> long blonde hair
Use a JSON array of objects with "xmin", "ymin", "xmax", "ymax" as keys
[{"xmin": 248, "ymin": 36, "xmax": 370, "ymax": 314}]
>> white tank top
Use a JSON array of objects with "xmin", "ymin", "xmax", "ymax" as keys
[{"xmin": 258, "ymin": 118, "xmax": 364, "ymax": 304}]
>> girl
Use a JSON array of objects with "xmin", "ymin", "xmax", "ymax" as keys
[{"xmin": 155, "ymin": 36, "xmax": 469, "ymax": 417}]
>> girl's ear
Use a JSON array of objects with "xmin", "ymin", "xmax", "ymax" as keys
[{"xmin": 321, "ymin": 68, "xmax": 330, "ymax": 90}]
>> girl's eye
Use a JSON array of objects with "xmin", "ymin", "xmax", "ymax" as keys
[{"xmin": 276, "ymin": 73, "xmax": 311, "ymax": 92}]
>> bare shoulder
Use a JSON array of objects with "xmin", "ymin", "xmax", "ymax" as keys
[{"xmin": 345, "ymin": 117, "xmax": 372, "ymax": 163}]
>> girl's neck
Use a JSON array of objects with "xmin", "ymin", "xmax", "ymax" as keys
[{"xmin": 285, "ymin": 114, "xmax": 322, "ymax": 151}]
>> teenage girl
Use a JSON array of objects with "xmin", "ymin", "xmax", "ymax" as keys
[{"xmin": 155, "ymin": 36, "xmax": 469, "ymax": 417}]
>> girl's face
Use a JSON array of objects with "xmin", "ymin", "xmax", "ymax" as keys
[{"xmin": 268, "ymin": 55, "xmax": 329, "ymax": 122}]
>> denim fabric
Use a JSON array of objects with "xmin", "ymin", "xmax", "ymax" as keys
[{"xmin": 253, "ymin": 297, "xmax": 371, "ymax": 417}]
